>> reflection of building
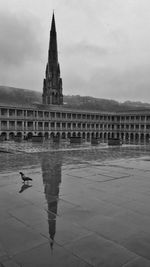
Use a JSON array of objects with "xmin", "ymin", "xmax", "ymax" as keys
[
  {"xmin": 0, "ymin": 13, "xmax": 150, "ymax": 142},
  {"xmin": 41, "ymin": 155, "xmax": 62, "ymax": 248}
]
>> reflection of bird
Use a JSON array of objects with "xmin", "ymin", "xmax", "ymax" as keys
[
  {"xmin": 19, "ymin": 184, "xmax": 32, "ymax": 193},
  {"xmin": 19, "ymin": 172, "xmax": 33, "ymax": 183}
]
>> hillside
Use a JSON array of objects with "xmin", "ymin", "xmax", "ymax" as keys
[
  {"xmin": 0, "ymin": 85, "xmax": 150, "ymax": 111},
  {"xmin": 0, "ymin": 86, "xmax": 41, "ymax": 105}
]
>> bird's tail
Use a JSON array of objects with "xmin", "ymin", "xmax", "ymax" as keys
[{"xmin": 28, "ymin": 178, "xmax": 32, "ymax": 181}]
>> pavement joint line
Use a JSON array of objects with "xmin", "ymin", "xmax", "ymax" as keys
[
  {"xmin": 65, "ymin": 172, "xmax": 132, "ymax": 183},
  {"xmin": 8, "ymin": 240, "xmax": 49, "ymax": 259},
  {"xmin": 95, "ymin": 175, "xmax": 132, "ymax": 183},
  {"xmin": 75, "ymin": 226, "xmax": 142, "ymax": 263},
  {"xmin": 57, "ymin": 197, "xmax": 80, "ymax": 207},
  {"xmin": 61, "ymin": 234, "xmax": 95, "ymax": 267},
  {"xmin": 6, "ymin": 213, "xmax": 35, "ymax": 229},
  {"xmin": 121, "ymin": 256, "xmax": 141, "ymax": 267}
]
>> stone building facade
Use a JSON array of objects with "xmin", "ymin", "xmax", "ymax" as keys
[{"xmin": 0, "ymin": 104, "xmax": 150, "ymax": 142}]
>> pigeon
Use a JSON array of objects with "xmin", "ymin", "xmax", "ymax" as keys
[{"xmin": 19, "ymin": 172, "xmax": 33, "ymax": 183}]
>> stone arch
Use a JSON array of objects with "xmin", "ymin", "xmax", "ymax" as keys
[
  {"xmin": 1, "ymin": 132, "xmax": 7, "ymax": 140},
  {"xmin": 108, "ymin": 132, "xmax": 111, "ymax": 139},
  {"xmin": 82, "ymin": 132, "xmax": 85, "ymax": 139},
  {"xmin": 50, "ymin": 132, "xmax": 55, "ymax": 139},
  {"xmin": 9, "ymin": 132, "xmax": 15, "ymax": 140},
  {"xmin": 130, "ymin": 133, "xmax": 134, "ymax": 141},
  {"xmin": 87, "ymin": 132, "xmax": 90, "ymax": 140},
  {"xmin": 62, "ymin": 132, "xmax": 66, "ymax": 139},
  {"xmin": 112, "ymin": 132, "xmax": 115, "ymax": 138},
  {"xmin": 125, "ymin": 132, "xmax": 129, "ymax": 140},
  {"xmin": 77, "ymin": 132, "xmax": 81, "ymax": 137},
  {"xmin": 72, "ymin": 132, "xmax": 76, "ymax": 137},
  {"xmin": 56, "ymin": 132, "xmax": 60, "ymax": 138},
  {"xmin": 104, "ymin": 132, "xmax": 107, "ymax": 139},
  {"xmin": 16, "ymin": 132, "xmax": 22, "ymax": 137},
  {"xmin": 91, "ymin": 132, "xmax": 94, "ymax": 138},
  {"xmin": 117, "ymin": 132, "xmax": 120, "ymax": 139},
  {"xmin": 67, "ymin": 132, "xmax": 71, "ymax": 138},
  {"xmin": 27, "ymin": 132, "xmax": 33, "ymax": 139},
  {"xmin": 146, "ymin": 133, "xmax": 149, "ymax": 141},
  {"xmin": 44, "ymin": 132, "xmax": 49, "ymax": 139},
  {"xmin": 135, "ymin": 133, "xmax": 139, "ymax": 141},
  {"xmin": 140, "ymin": 133, "xmax": 144, "ymax": 141},
  {"xmin": 121, "ymin": 132, "xmax": 124, "ymax": 140},
  {"xmin": 38, "ymin": 132, "xmax": 43, "ymax": 137}
]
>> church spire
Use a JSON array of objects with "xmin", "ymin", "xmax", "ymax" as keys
[
  {"xmin": 51, "ymin": 12, "xmax": 56, "ymax": 33},
  {"xmin": 42, "ymin": 13, "xmax": 63, "ymax": 105},
  {"xmin": 48, "ymin": 12, "xmax": 58, "ymax": 70}
]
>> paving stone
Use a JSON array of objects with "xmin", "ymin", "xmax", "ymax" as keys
[
  {"xmin": 0, "ymin": 217, "xmax": 46, "ymax": 256},
  {"xmin": 64, "ymin": 233, "xmax": 136, "ymax": 267},
  {"xmin": 13, "ymin": 242, "xmax": 92, "ymax": 267},
  {"xmin": 123, "ymin": 232, "xmax": 150, "ymax": 260},
  {"xmin": 122, "ymin": 256, "xmax": 150, "ymax": 267},
  {"xmin": 1, "ymin": 260, "xmax": 21, "ymax": 267}
]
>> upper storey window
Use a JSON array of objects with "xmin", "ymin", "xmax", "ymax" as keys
[
  {"xmin": 56, "ymin": 112, "xmax": 60, "ymax": 118},
  {"xmin": 27, "ymin": 110, "xmax": 33, "ymax": 117},
  {"xmin": 67, "ymin": 113, "xmax": 71, "ymax": 119},
  {"xmin": 44, "ymin": 112, "xmax": 49, "ymax": 118},
  {"xmin": 9, "ymin": 109, "xmax": 15, "ymax": 116},
  {"xmin": 62, "ymin": 113, "xmax": 66, "ymax": 119},
  {"xmin": 38, "ymin": 111, "xmax": 43, "ymax": 118},
  {"xmin": 1, "ymin": 108, "xmax": 7, "ymax": 116},
  {"xmin": 17, "ymin": 110, "xmax": 23, "ymax": 116},
  {"xmin": 50, "ymin": 112, "xmax": 55, "ymax": 118}
]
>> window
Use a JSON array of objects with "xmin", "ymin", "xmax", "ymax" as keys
[
  {"xmin": 44, "ymin": 112, "xmax": 49, "ymax": 118},
  {"xmin": 9, "ymin": 109, "xmax": 15, "ymax": 116},
  {"xmin": 1, "ymin": 109, "xmax": 7, "ymax": 115}
]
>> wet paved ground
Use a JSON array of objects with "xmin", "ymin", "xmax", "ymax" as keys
[{"xmin": 0, "ymin": 142, "xmax": 150, "ymax": 266}]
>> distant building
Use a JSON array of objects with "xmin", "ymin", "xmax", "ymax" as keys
[{"xmin": 0, "ymin": 13, "xmax": 150, "ymax": 142}]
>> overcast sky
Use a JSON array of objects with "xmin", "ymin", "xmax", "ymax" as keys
[{"xmin": 0, "ymin": 0, "xmax": 150, "ymax": 102}]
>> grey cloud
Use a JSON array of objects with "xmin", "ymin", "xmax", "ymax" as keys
[
  {"xmin": 63, "ymin": 64, "xmax": 150, "ymax": 102},
  {"xmin": 63, "ymin": 41, "xmax": 109, "ymax": 57},
  {"xmin": 0, "ymin": 11, "xmax": 42, "ymax": 66}
]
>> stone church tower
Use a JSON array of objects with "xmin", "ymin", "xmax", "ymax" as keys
[{"xmin": 42, "ymin": 13, "xmax": 63, "ymax": 105}]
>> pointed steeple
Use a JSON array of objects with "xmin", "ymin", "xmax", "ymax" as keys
[
  {"xmin": 51, "ymin": 12, "xmax": 56, "ymax": 33},
  {"xmin": 42, "ymin": 13, "xmax": 63, "ymax": 105},
  {"xmin": 48, "ymin": 12, "xmax": 58, "ymax": 68}
]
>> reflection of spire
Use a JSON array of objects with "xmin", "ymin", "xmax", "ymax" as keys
[{"xmin": 41, "ymin": 155, "xmax": 62, "ymax": 250}]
